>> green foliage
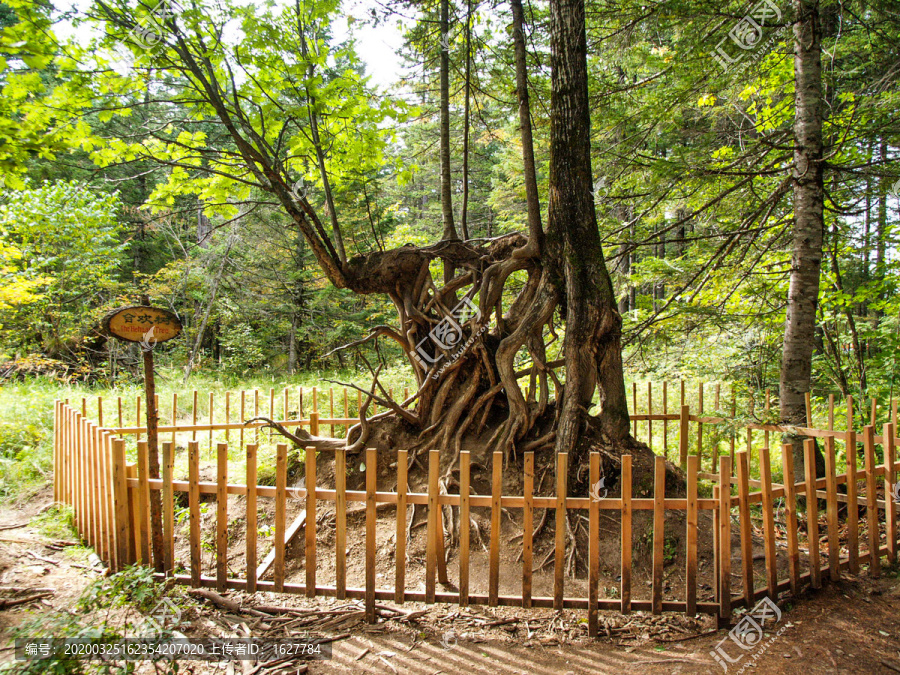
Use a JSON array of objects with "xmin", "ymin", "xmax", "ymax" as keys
[
  {"xmin": 0, "ymin": 181, "xmax": 125, "ymax": 360},
  {"xmin": 77, "ymin": 565, "xmax": 165, "ymax": 614},
  {"xmin": 30, "ymin": 504, "xmax": 77, "ymax": 541}
]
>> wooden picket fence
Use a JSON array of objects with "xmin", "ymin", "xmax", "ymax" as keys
[{"xmin": 53, "ymin": 383, "xmax": 899, "ymax": 635}]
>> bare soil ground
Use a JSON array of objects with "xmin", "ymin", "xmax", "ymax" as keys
[{"xmin": 2, "ymin": 487, "xmax": 900, "ymax": 674}]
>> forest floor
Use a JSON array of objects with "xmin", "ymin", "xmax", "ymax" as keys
[{"xmin": 2, "ymin": 489, "xmax": 900, "ymax": 674}]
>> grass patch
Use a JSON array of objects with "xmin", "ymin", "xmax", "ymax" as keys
[{"xmin": 29, "ymin": 505, "xmax": 78, "ymax": 541}]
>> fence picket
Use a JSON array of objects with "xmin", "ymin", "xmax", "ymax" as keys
[
  {"xmin": 679, "ymin": 405, "xmax": 689, "ymax": 469},
  {"xmin": 522, "ymin": 451, "xmax": 534, "ymax": 608},
  {"xmin": 736, "ymin": 451, "xmax": 753, "ymax": 608},
  {"xmin": 804, "ymin": 440, "xmax": 822, "ymax": 588},
  {"xmin": 459, "ymin": 450, "xmax": 470, "ymax": 607},
  {"xmin": 663, "ymin": 382, "xmax": 669, "ymax": 459},
  {"xmin": 588, "ymin": 452, "xmax": 599, "ymax": 637},
  {"xmin": 621, "ymin": 454, "xmax": 632, "ymax": 614},
  {"xmin": 126, "ymin": 462, "xmax": 139, "ymax": 563},
  {"xmin": 365, "ymin": 447, "xmax": 377, "ymax": 623},
  {"xmin": 208, "ymin": 393, "xmax": 214, "ymax": 455},
  {"xmin": 305, "ymin": 446, "xmax": 317, "ymax": 597},
  {"xmin": 885, "ymin": 423, "xmax": 897, "ymax": 564},
  {"xmin": 781, "ymin": 444, "xmax": 800, "ymax": 596},
  {"xmin": 111, "ymin": 439, "xmax": 130, "ymax": 570},
  {"xmin": 137, "ymin": 441, "xmax": 151, "ymax": 565},
  {"xmin": 632, "ymin": 382, "xmax": 638, "ymax": 438},
  {"xmin": 847, "ymin": 427, "xmax": 859, "ymax": 574},
  {"xmin": 759, "ymin": 445, "xmax": 777, "ymax": 598},
  {"xmin": 216, "ymin": 442, "xmax": 228, "ymax": 591},
  {"xmin": 426, "ymin": 449, "xmax": 439, "ymax": 604},
  {"xmin": 240, "ymin": 391, "xmax": 246, "ymax": 450},
  {"xmin": 824, "ymin": 436, "xmax": 840, "ymax": 581},
  {"xmin": 718, "ymin": 455, "xmax": 732, "ymax": 620},
  {"xmin": 192, "ymin": 390, "xmax": 198, "ymax": 442},
  {"xmin": 225, "ymin": 392, "xmax": 231, "ymax": 442},
  {"xmin": 162, "ymin": 442, "xmax": 175, "ymax": 574},
  {"xmin": 698, "ymin": 382, "xmax": 704, "ymax": 468},
  {"xmin": 246, "ymin": 444, "xmax": 258, "ymax": 594},
  {"xmin": 335, "ymin": 447, "xmax": 347, "ymax": 600},
  {"xmin": 490, "ymin": 450, "xmax": 503, "ymax": 607},
  {"xmin": 274, "ymin": 444, "xmax": 287, "ymax": 593},
  {"xmin": 652, "ymin": 455, "xmax": 665, "ymax": 615},
  {"xmin": 188, "ymin": 441, "xmax": 200, "ymax": 586},
  {"xmin": 554, "ymin": 452, "xmax": 568, "ymax": 611},
  {"xmin": 101, "ymin": 432, "xmax": 115, "ymax": 567},
  {"xmin": 862, "ymin": 427, "xmax": 881, "ymax": 576}
]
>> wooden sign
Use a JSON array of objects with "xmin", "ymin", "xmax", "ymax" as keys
[
  {"xmin": 104, "ymin": 302, "xmax": 180, "ymax": 573},
  {"xmin": 104, "ymin": 306, "xmax": 182, "ymax": 344}
]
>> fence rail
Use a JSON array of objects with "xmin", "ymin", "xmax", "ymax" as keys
[{"xmin": 53, "ymin": 382, "xmax": 900, "ymax": 634}]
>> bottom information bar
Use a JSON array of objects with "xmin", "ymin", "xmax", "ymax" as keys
[{"xmin": 16, "ymin": 637, "xmax": 333, "ymax": 661}]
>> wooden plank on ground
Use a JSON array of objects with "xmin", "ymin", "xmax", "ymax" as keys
[
  {"xmin": 245, "ymin": 444, "xmax": 257, "ymax": 594},
  {"xmin": 621, "ymin": 454, "xmax": 632, "ymax": 614},
  {"xmin": 256, "ymin": 511, "xmax": 307, "ymax": 581},
  {"xmin": 781, "ymin": 444, "xmax": 800, "ymax": 596},
  {"xmin": 652, "ymin": 455, "xmax": 665, "ymax": 615}
]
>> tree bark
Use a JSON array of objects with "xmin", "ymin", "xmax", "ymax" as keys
[
  {"xmin": 781, "ymin": 0, "xmax": 825, "ymax": 476},
  {"xmin": 547, "ymin": 0, "xmax": 630, "ymax": 453},
  {"xmin": 439, "ymin": 0, "xmax": 457, "ymax": 245},
  {"xmin": 511, "ymin": 0, "xmax": 543, "ymax": 255},
  {"xmin": 458, "ymin": 0, "xmax": 472, "ymax": 241}
]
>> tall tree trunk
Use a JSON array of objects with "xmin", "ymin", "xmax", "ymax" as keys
[
  {"xmin": 439, "ymin": 0, "xmax": 457, "ymax": 245},
  {"xmin": 297, "ymin": 10, "xmax": 347, "ymax": 265},
  {"xmin": 458, "ymin": 0, "xmax": 472, "ymax": 241},
  {"xmin": 511, "ymin": 0, "xmax": 543, "ymax": 254},
  {"xmin": 781, "ymin": 0, "xmax": 825, "ymax": 476},
  {"xmin": 287, "ymin": 313, "xmax": 298, "ymax": 374},
  {"xmin": 547, "ymin": 0, "xmax": 630, "ymax": 452}
]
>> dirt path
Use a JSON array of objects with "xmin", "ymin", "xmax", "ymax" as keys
[{"xmin": 1, "ymin": 490, "xmax": 899, "ymax": 675}]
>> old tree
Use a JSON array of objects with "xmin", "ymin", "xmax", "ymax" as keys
[{"xmin": 91, "ymin": 0, "xmax": 657, "ymax": 491}]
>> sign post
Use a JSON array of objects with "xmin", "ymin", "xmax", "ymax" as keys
[{"xmin": 104, "ymin": 304, "xmax": 182, "ymax": 572}]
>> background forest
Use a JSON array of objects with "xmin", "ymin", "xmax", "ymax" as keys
[{"xmin": 0, "ymin": 0, "xmax": 898, "ymax": 436}]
